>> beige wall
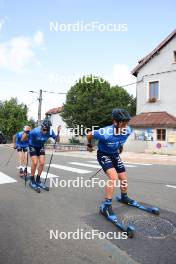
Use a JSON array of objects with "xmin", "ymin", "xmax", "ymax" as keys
[{"xmin": 136, "ymin": 35, "xmax": 176, "ymax": 116}]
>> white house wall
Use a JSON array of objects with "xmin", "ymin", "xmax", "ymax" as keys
[
  {"xmin": 50, "ymin": 113, "xmax": 73, "ymax": 142},
  {"xmin": 136, "ymin": 35, "xmax": 176, "ymax": 116}
]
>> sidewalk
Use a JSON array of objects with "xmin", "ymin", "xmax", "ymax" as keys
[
  {"xmin": 46, "ymin": 149, "xmax": 176, "ymax": 166},
  {"xmin": 2, "ymin": 144, "xmax": 176, "ymax": 165}
]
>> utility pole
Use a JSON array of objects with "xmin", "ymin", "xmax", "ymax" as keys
[
  {"xmin": 37, "ymin": 89, "xmax": 42, "ymax": 125},
  {"xmin": 29, "ymin": 89, "xmax": 66, "ymax": 125}
]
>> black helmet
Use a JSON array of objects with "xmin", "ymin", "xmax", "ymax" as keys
[
  {"xmin": 112, "ymin": 108, "xmax": 131, "ymax": 122},
  {"xmin": 41, "ymin": 118, "xmax": 52, "ymax": 130}
]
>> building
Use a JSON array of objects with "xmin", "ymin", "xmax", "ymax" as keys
[
  {"xmin": 45, "ymin": 106, "xmax": 73, "ymax": 143},
  {"xmin": 129, "ymin": 29, "xmax": 176, "ymax": 154}
]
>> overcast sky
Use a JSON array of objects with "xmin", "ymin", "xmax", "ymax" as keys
[{"xmin": 0, "ymin": 0, "xmax": 175, "ymax": 120}]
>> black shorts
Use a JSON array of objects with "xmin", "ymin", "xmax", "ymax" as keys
[
  {"xmin": 17, "ymin": 147, "xmax": 28, "ymax": 152},
  {"xmin": 29, "ymin": 146, "xmax": 45, "ymax": 157},
  {"xmin": 97, "ymin": 150, "xmax": 125, "ymax": 173}
]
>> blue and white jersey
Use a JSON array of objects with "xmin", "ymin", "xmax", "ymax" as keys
[
  {"xmin": 16, "ymin": 131, "xmax": 29, "ymax": 148},
  {"xmin": 93, "ymin": 125, "xmax": 132, "ymax": 155},
  {"xmin": 29, "ymin": 126, "xmax": 57, "ymax": 148}
]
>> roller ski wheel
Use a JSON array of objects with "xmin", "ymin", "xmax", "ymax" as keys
[
  {"xmin": 116, "ymin": 195, "xmax": 160, "ymax": 216},
  {"xmin": 99, "ymin": 202, "xmax": 135, "ymax": 238},
  {"xmin": 36, "ymin": 181, "xmax": 49, "ymax": 191}
]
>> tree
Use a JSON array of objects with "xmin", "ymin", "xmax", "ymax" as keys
[
  {"xmin": 61, "ymin": 76, "xmax": 136, "ymax": 133},
  {"xmin": 111, "ymin": 85, "xmax": 136, "ymax": 116},
  {"xmin": 0, "ymin": 98, "xmax": 28, "ymax": 139},
  {"xmin": 28, "ymin": 117, "xmax": 37, "ymax": 129}
]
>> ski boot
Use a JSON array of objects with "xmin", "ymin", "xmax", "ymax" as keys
[
  {"xmin": 19, "ymin": 168, "xmax": 24, "ymax": 178},
  {"xmin": 36, "ymin": 180, "xmax": 49, "ymax": 191},
  {"xmin": 29, "ymin": 179, "xmax": 40, "ymax": 193}
]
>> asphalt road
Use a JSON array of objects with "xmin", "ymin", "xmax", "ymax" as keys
[{"xmin": 0, "ymin": 145, "xmax": 176, "ymax": 264}]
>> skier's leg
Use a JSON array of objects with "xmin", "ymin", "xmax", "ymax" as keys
[
  {"xmin": 36, "ymin": 154, "xmax": 49, "ymax": 190},
  {"xmin": 37, "ymin": 155, "xmax": 45, "ymax": 178},
  {"xmin": 17, "ymin": 149, "xmax": 24, "ymax": 176},
  {"xmin": 21, "ymin": 149, "xmax": 25, "ymax": 171},
  {"xmin": 118, "ymin": 171, "xmax": 128, "ymax": 193},
  {"xmin": 118, "ymin": 171, "xmax": 135, "ymax": 204},
  {"xmin": 105, "ymin": 168, "xmax": 119, "ymax": 199},
  {"xmin": 97, "ymin": 152, "xmax": 118, "ymax": 216},
  {"xmin": 31, "ymin": 156, "xmax": 38, "ymax": 180}
]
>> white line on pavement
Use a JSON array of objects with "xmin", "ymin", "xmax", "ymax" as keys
[
  {"xmin": 88, "ymin": 160, "xmax": 151, "ymax": 166},
  {"xmin": 70, "ymin": 162, "xmax": 101, "ymax": 169},
  {"xmin": 124, "ymin": 162, "xmax": 152, "ymax": 166},
  {"xmin": 45, "ymin": 164, "xmax": 92, "ymax": 174},
  {"xmin": 166, "ymin": 185, "xmax": 176, "ymax": 189},
  {"xmin": 0, "ymin": 172, "xmax": 17, "ymax": 185}
]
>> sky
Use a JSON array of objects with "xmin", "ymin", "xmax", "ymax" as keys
[{"xmin": 0, "ymin": 0, "xmax": 175, "ymax": 120}]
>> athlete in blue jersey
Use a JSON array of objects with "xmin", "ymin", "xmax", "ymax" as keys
[
  {"xmin": 22, "ymin": 118, "xmax": 60, "ymax": 191},
  {"xmin": 13, "ymin": 125, "xmax": 31, "ymax": 177},
  {"xmin": 87, "ymin": 108, "xmax": 134, "ymax": 218}
]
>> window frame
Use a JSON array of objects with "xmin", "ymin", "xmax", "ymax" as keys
[
  {"xmin": 148, "ymin": 80, "xmax": 160, "ymax": 101},
  {"xmin": 173, "ymin": 51, "xmax": 176, "ymax": 63},
  {"xmin": 156, "ymin": 128, "xmax": 166, "ymax": 141}
]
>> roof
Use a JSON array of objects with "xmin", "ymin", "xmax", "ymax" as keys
[
  {"xmin": 130, "ymin": 112, "xmax": 176, "ymax": 128},
  {"xmin": 45, "ymin": 106, "xmax": 63, "ymax": 115},
  {"xmin": 131, "ymin": 29, "xmax": 176, "ymax": 77}
]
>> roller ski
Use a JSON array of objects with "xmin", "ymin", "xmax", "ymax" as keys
[
  {"xmin": 116, "ymin": 195, "xmax": 160, "ymax": 215},
  {"xmin": 36, "ymin": 180, "xmax": 49, "ymax": 191},
  {"xmin": 29, "ymin": 179, "xmax": 41, "ymax": 193},
  {"xmin": 99, "ymin": 201, "xmax": 135, "ymax": 238}
]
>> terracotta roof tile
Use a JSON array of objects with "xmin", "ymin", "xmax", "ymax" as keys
[
  {"xmin": 130, "ymin": 112, "xmax": 176, "ymax": 127},
  {"xmin": 45, "ymin": 106, "xmax": 63, "ymax": 115}
]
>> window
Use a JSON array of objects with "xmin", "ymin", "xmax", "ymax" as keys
[
  {"xmin": 149, "ymin": 81, "xmax": 159, "ymax": 101},
  {"xmin": 156, "ymin": 129, "xmax": 166, "ymax": 141},
  {"xmin": 174, "ymin": 51, "xmax": 176, "ymax": 62}
]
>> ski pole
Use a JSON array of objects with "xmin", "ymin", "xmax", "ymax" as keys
[
  {"xmin": 89, "ymin": 168, "xmax": 102, "ymax": 180},
  {"xmin": 6, "ymin": 148, "xmax": 16, "ymax": 166},
  {"xmin": 44, "ymin": 141, "xmax": 57, "ymax": 184},
  {"xmin": 25, "ymin": 150, "xmax": 29, "ymax": 188}
]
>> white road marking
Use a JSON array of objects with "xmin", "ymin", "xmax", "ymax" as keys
[
  {"xmin": 17, "ymin": 167, "xmax": 59, "ymax": 179},
  {"xmin": 88, "ymin": 161, "xmax": 99, "ymax": 164},
  {"xmin": 70, "ymin": 162, "xmax": 101, "ymax": 169},
  {"xmin": 0, "ymin": 172, "xmax": 17, "ymax": 185},
  {"xmin": 46, "ymin": 164, "xmax": 92, "ymax": 174},
  {"xmin": 88, "ymin": 160, "xmax": 152, "ymax": 166},
  {"xmin": 124, "ymin": 162, "xmax": 152, "ymax": 166},
  {"xmin": 166, "ymin": 185, "xmax": 176, "ymax": 189}
]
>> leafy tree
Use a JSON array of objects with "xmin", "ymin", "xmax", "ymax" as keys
[
  {"xmin": 0, "ymin": 98, "xmax": 28, "ymax": 139},
  {"xmin": 28, "ymin": 117, "xmax": 37, "ymax": 129},
  {"xmin": 61, "ymin": 76, "xmax": 136, "ymax": 134}
]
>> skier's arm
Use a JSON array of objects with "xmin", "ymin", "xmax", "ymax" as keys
[
  {"xmin": 119, "ymin": 145, "xmax": 123, "ymax": 154},
  {"xmin": 56, "ymin": 126, "xmax": 61, "ymax": 142},
  {"xmin": 87, "ymin": 132, "xmax": 94, "ymax": 152},
  {"xmin": 21, "ymin": 132, "xmax": 29, "ymax": 141},
  {"xmin": 51, "ymin": 126, "xmax": 61, "ymax": 143}
]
